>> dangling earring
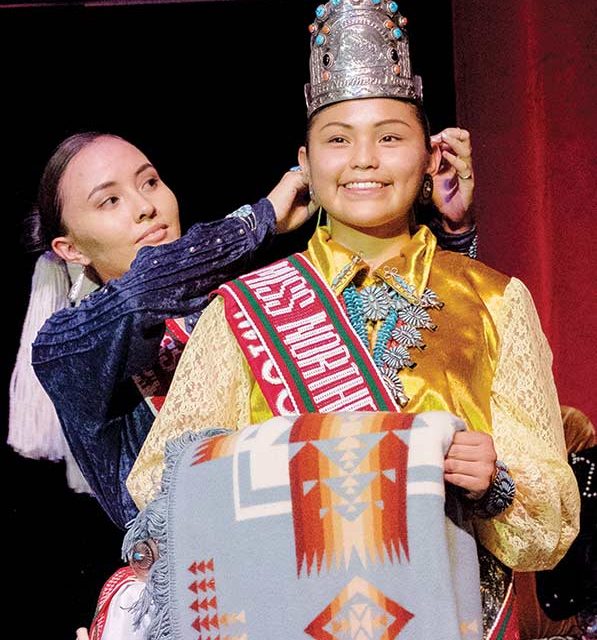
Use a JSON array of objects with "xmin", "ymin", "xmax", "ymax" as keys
[
  {"xmin": 420, "ymin": 173, "xmax": 433, "ymax": 205},
  {"xmin": 67, "ymin": 266, "xmax": 86, "ymax": 305}
]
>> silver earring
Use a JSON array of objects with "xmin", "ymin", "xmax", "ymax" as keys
[
  {"xmin": 420, "ymin": 173, "xmax": 433, "ymax": 204},
  {"xmin": 67, "ymin": 267, "xmax": 86, "ymax": 305}
]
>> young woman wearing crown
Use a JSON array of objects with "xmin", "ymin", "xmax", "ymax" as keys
[{"xmin": 127, "ymin": 2, "xmax": 579, "ymax": 638}]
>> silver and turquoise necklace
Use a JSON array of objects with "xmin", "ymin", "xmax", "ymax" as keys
[{"xmin": 340, "ymin": 266, "xmax": 443, "ymax": 407}]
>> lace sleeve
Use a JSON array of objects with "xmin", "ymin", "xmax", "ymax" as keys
[
  {"xmin": 127, "ymin": 297, "xmax": 253, "ymax": 509},
  {"xmin": 475, "ymin": 278, "xmax": 580, "ymax": 571}
]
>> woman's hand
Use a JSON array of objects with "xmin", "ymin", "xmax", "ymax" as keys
[
  {"xmin": 444, "ymin": 430, "xmax": 496, "ymax": 500},
  {"xmin": 76, "ymin": 628, "xmax": 89, "ymax": 640},
  {"xmin": 267, "ymin": 169, "xmax": 315, "ymax": 234},
  {"xmin": 430, "ymin": 127, "xmax": 475, "ymax": 232}
]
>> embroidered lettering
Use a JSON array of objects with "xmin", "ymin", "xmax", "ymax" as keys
[
  {"xmin": 316, "ymin": 382, "xmax": 378, "ymax": 412},
  {"xmin": 299, "ymin": 346, "xmax": 351, "ymax": 379},
  {"xmin": 258, "ymin": 275, "xmax": 315, "ymax": 317},
  {"xmin": 306, "ymin": 362, "xmax": 361, "ymax": 390},
  {"xmin": 278, "ymin": 312, "xmax": 328, "ymax": 341}
]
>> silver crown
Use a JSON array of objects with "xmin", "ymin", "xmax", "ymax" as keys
[{"xmin": 305, "ymin": 0, "xmax": 423, "ymax": 117}]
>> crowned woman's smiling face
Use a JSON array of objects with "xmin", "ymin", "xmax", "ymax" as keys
[{"xmin": 299, "ymin": 98, "xmax": 439, "ymax": 238}]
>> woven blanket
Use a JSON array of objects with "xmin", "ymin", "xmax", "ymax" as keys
[{"xmin": 125, "ymin": 411, "xmax": 483, "ymax": 640}]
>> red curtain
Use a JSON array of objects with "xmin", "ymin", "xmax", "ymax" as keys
[{"xmin": 452, "ymin": 1, "xmax": 597, "ymax": 422}]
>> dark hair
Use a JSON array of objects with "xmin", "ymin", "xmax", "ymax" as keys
[
  {"xmin": 410, "ymin": 100, "xmax": 432, "ymax": 153},
  {"xmin": 24, "ymin": 132, "xmax": 121, "ymax": 253},
  {"xmin": 306, "ymin": 98, "xmax": 432, "ymax": 153}
]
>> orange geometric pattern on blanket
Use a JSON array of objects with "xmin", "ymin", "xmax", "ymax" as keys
[
  {"xmin": 305, "ymin": 575, "xmax": 414, "ymax": 639},
  {"xmin": 289, "ymin": 413, "xmax": 413, "ymax": 577},
  {"xmin": 188, "ymin": 556, "xmax": 248, "ymax": 639},
  {"xmin": 191, "ymin": 432, "xmax": 237, "ymax": 466}
]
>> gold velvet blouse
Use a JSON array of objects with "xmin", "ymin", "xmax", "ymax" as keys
[{"xmin": 128, "ymin": 226, "xmax": 579, "ymax": 571}]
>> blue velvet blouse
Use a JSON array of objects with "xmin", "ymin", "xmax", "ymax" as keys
[{"xmin": 32, "ymin": 200, "xmax": 276, "ymax": 528}]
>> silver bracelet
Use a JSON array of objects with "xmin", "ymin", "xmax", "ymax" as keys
[{"xmin": 473, "ymin": 460, "xmax": 516, "ymax": 519}]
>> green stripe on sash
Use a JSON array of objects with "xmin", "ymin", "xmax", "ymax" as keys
[{"xmin": 494, "ymin": 605, "xmax": 512, "ymax": 640}]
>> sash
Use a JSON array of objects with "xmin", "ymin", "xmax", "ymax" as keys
[
  {"xmin": 89, "ymin": 566, "xmax": 137, "ymax": 640},
  {"xmin": 216, "ymin": 253, "xmax": 399, "ymax": 415},
  {"xmin": 217, "ymin": 253, "xmax": 519, "ymax": 640},
  {"xmin": 488, "ymin": 580, "xmax": 519, "ymax": 640},
  {"xmin": 132, "ymin": 317, "xmax": 191, "ymax": 415}
]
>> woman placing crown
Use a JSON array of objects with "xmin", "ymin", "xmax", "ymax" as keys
[{"xmin": 128, "ymin": 2, "xmax": 579, "ymax": 638}]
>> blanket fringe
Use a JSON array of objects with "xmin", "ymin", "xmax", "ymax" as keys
[{"xmin": 122, "ymin": 428, "xmax": 232, "ymax": 639}]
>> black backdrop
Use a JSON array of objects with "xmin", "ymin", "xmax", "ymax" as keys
[{"xmin": 1, "ymin": 1, "xmax": 455, "ymax": 635}]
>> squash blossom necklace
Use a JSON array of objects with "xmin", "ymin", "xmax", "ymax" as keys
[{"xmin": 336, "ymin": 258, "xmax": 443, "ymax": 407}]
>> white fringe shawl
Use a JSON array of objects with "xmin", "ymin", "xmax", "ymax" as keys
[{"xmin": 9, "ymin": 252, "xmax": 92, "ymax": 494}]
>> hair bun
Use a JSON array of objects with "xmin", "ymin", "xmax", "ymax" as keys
[{"xmin": 22, "ymin": 206, "xmax": 49, "ymax": 254}]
